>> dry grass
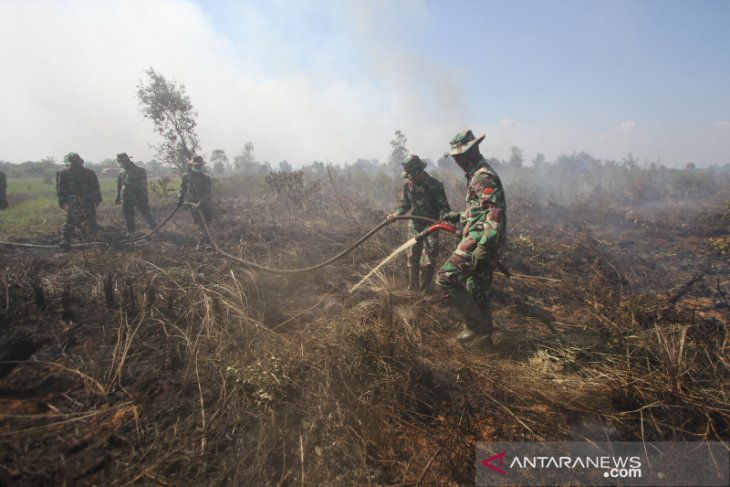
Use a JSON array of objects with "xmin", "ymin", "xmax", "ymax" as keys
[{"xmin": 0, "ymin": 185, "xmax": 728, "ymax": 485}]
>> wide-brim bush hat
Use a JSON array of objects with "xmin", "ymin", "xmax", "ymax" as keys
[{"xmin": 449, "ymin": 130, "xmax": 485, "ymax": 156}]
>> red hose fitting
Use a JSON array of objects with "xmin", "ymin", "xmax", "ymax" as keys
[{"xmin": 414, "ymin": 223, "xmax": 457, "ymax": 242}]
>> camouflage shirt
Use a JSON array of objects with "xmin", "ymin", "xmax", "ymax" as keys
[
  {"xmin": 461, "ymin": 158, "xmax": 507, "ymax": 250},
  {"xmin": 394, "ymin": 171, "xmax": 451, "ymax": 220},
  {"xmin": 178, "ymin": 171, "xmax": 212, "ymax": 203},
  {"xmin": 117, "ymin": 163, "xmax": 149, "ymax": 200},
  {"xmin": 56, "ymin": 165, "xmax": 102, "ymax": 207}
]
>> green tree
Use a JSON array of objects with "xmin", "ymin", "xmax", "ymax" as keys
[
  {"xmin": 532, "ymin": 153, "xmax": 546, "ymax": 168},
  {"xmin": 508, "ymin": 146, "xmax": 524, "ymax": 168},
  {"xmin": 136, "ymin": 67, "xmax": 200, "ymax": 172},
  {"xmin": 234, "ymin": 142, "xmax": 255, "ymax": 174},
  {"xmin": 210, "ymin": 149, "xmax": 228, "ymax": 175},
  {"xmin": 388, "ymin": 130, "xmax": 408, "ymax": 176},
  {"xmin": 145, "ymin": 159, "xmax": 166, "ymax": 178},
  {"xmin": 622, "ymin": 152, "xmax": 640, "ymax": 171}
]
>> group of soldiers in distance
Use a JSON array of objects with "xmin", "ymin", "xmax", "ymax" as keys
[
  {"xmin": 54, "ymin": 152, "xmax": 212, "ymax": 250},
  {"xmin": 5, "ymin": 128, "xmax": 506, "ymax": 346}
]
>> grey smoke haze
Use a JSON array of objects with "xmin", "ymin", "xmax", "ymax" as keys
[{"xmin": 1, "ymin": 0, "xmax": 728, "ymax": 166}]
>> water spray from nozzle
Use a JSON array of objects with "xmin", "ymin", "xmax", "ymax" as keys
[{"xmin": 350, "ymin": 222, "xmax": 457, "ymax": 293}]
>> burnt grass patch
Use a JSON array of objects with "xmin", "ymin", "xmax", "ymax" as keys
[{"xmin": 0, "ymin": 183, "xmax": 728, "ymax": 486}]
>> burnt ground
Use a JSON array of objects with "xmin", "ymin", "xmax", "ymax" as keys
[{"xmin": 0, "ymin": 188, "xmax": 728, "ymax": 486}]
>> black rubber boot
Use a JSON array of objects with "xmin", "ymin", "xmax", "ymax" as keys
[
  {"xmin": 145, "ymin": 213, "xmax": 157, "ymax": 230},
  {"xmin": 448, "ymin": 289, "xmax": 492, "ymax": 342},
  {"xmin": 419, "ymin": 267, "xmax": 435, "ymax": 292},
  {"xmin": 407, "ymin": 267, "xmax": 420, "ymax": 292},
  {"xmin": 59, "ymin": 235, "xmax": 71, "ymax": 251}
]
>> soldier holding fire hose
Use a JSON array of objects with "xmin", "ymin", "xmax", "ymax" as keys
[
  {"xmin": 177, "ymin": 155, "xmax": 213, "ymax": 249},
  {"xmin": 437, "ymin": 130, "xmax": 507, "ymax": 346},
  {"xmin": 387, "ymin": 154, "xmax": 451, "ymax": 292}
]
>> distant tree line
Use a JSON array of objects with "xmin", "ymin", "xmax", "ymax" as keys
[
  {"xmin": 0, "ymin": 158, "xmax": 173, "ymax": 182},
  {"xmin": 2, "ymin": 145, "xmax": 729, "ymax": 183}
]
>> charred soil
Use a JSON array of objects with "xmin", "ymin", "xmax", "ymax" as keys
[{"xmin": 0, "ymin": 187, "xmax": 728, "ymax": 486}]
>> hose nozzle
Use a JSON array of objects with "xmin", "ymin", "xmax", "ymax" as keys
[{"xmin": 414, "ymin": 222, "xmax": 457, "ymax": 243}]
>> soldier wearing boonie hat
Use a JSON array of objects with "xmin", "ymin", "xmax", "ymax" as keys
[
  {"xmin": 387, "ymin": 154, "xmax": 452, "ymax": 292},
  {"xmin": 115, "ymin": 153, "xmax": 157, "ymax": 235},
  {"xmin": 177, "ymin": 155, "xmax": 214, "ymax": 248},
  {"xmin": 55, "ymin": 152, "xmax": 102, "ymax": 249},
  {"xmin": 436, "ymin": 130, "xmax": 507, "ymax": 347}
]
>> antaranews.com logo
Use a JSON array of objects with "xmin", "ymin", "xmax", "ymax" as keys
[
  {"xmin": 482, "ymin": 449, "xmax": 642, "ymax": 479},
  {"xmin": 475, "ymin": 441, "xmax": 728, "ymax": 486}
]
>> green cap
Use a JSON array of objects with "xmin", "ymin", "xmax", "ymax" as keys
[
  {"xmin": 64, "ymin": 152, "xmax": 83, "ymax": 165},
  {"xmin": 401, "ymin": 154, "xmax": 426, "ymax": 175}
]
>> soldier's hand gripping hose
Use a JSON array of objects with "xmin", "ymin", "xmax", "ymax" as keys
[
  {"xmin": 442, "ymin": 211, "xmax": 462, "ymax": 223},
  {"xmin": 414, "ymin": 222, "xmax": 457, "ymax": 242}
]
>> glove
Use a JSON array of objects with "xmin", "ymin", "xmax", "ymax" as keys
[
  {"xmin": 114, "ymin": 196, "xmax": 121, "ymax": 205},
  {"xmin": 386, "ymin": 212, "xmax": 398, "ymax": 222},
  {"xmin": 442, "ymin": 211, "xmax": 461, "ymax": 223},
  {"xmin": 176, "ymin": 199, "xmax": 184, "ymax": 208},
  {"xmin": 471, "ymin": 245, "xmax": 494, "ymax": 272}
]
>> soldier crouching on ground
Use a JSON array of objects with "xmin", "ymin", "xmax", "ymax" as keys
[
  {"xmin": 177, "ymin": 155, "xmax": 213, "ymax": 249},
  {"xmin": 387, "ymin": 154, "xmax": 451, "ymax": 292},
  {"xmin": 115, "ymin": 153, "xmax": 157, "ymax": 236},
  {"xmin": 436, "ymin": 130, "xmax": 507, "ymax": 347},
  {"xmin": 56, "ymin": 152, "xmax": 102, "ymax": 250}
]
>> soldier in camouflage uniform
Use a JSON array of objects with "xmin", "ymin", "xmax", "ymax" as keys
[
  {"xmin": 177, "ymin": 155, "xmax": 213, "ymax": 247},
  {"xmin": 436, "ymin": 130, "xmax": 507, "ymax": 344},
  {"xmin": 56, "ymin": 152, "xmax": 102, "ymax": 249},
  {"xmin": 0, "ymin": 170, "xmax": 7, "ymax": 209},
  {"xmin": 115, "ymin": 153, "xmax": 157, "ymax": 234},
  {"xmin": 387, "ymin": 154, "xmax": 451, "ymax": 292}
]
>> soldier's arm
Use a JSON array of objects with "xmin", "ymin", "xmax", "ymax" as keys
[
  {"xmin": 204, "ymin": 175, "xmax": 212, "ymax": 198},
  {"xmin": 91, "ymin": 171, "xmax": 102, "ymax": 204},
  {"xmin": 116, "ymin": 172, "xmax": 123, "ymax": 200},
  {"xmin": 177, "ymin": 175, "xmax": 189, "ymax": 204},
  {"xmin": 56, "ymin": 171, "xmax": 66, "ymax": 207},
  {"xmin": 140, "ymin": 168, "xmax": 150, "ymax": 198},
  {"xmin": 471, "ymin": 171, "xmax": 504, "ymax": 249},
  {"xmin": 435, "ymin": 181, "xmax": 451, "ymax": 219}
]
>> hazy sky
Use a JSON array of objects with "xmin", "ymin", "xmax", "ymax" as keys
[{"xmin": 1, "ymin": 0, "xmax": 728, "ymax": 167}]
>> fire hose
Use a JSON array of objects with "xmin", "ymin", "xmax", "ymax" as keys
[
  {"xmin": 1, "ymin": 203, "xmax": 559, "ymax": 282},
  {"xmin": 198, "ymin": 211, "xmax": 560, "ymax": 282},
  {"xmin": 197, "ymin": 209, "xmax": 444, "ymax": 274},
  {"xmin": 0, "ymin": 205, "xmax": 182, "ymax": 249}
]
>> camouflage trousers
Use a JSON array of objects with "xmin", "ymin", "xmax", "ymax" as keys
[
  {"xmin": 62, "ymin": 202, "xmax": 97, "ymax": 241},
  {"xmin": 406, "ymin": 220, "xmax": 441, "ymax": 270},
  {"xmin": 190, "ymin": 201, "xmax": 213, "ymax": 242},
  {"xmin": 122, "ymin": 194, "xmax": 156, "ymax": 233},
  {"xmin": 436, "ymin": 226, "xmax": 497, "ymax": 319}
]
